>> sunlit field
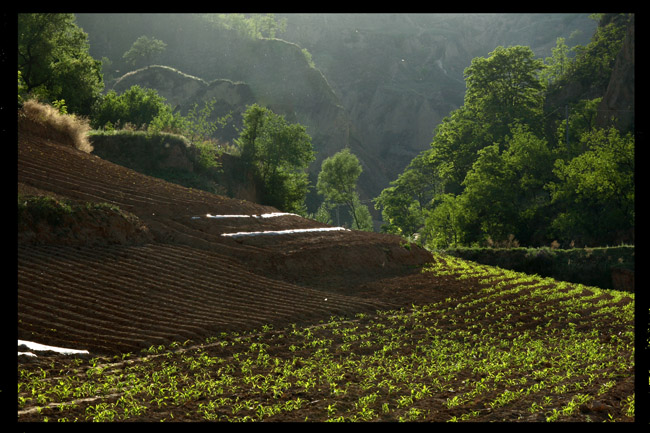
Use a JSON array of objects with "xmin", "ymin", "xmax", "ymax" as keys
[{"xmin": 18, "ymin": 253, "xmax": 634, "ymax": 422}]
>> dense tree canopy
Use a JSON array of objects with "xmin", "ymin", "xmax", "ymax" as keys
[
  {"xmin": 317, "ymin": 149, "xmax": 362, "ymax": 208},
  {"xmin": 463, "ymin": 46, "xmax": 546, "ymax": 138},
  {"xmin": 374, "ymin": 150, "xmax": 441, "ymax": 236},
  {"xmin": 90, "ymin": 85, "xmax": 181, "ymax": 131},
  {"xmin": 558, "ymin": 13, "xmax": 628, "ymax": 91},
  {"xmin": 540, "ymin": 37, "xmax": 571, "ymax": 85},
  {"xmin": 548, "ymin": 127, "xmax": 634, "ymax": 244},
  {"xmin": 377, "ymin": 14, "xmax": 634, "ymax": 248},
  {"xmin": 18, "ymin": 13, "xmax": 104, "ymax": 116}
]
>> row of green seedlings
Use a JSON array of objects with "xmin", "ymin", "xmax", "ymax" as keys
[
  {"xmin": 423, "ymin": 253, "xmax": 635, "ymax": 421},
  {"xmin": 19, "ymin": 298, "xmax": 632, "ymax": 420},
  {"xmin": 18, "ymin": 255, "xmax": 634, "ymax": 422}
]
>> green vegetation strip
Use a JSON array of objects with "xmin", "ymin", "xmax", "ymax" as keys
[{"xmin": 17, "ymin": 254, "xmax": 634, "ymax": 422}]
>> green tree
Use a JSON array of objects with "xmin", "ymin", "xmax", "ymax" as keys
[
  {"xmin": 348, "ymin": 195, "xmax": 374, "ymax": 231},
  {"xmin": 554, "ymin": 98, "xmax": 602, "ymax": 159},
  {"xmin": 422, "ymin": 193, "xmax": 464, "ymax": 249},
  {"xmin": 450, "ymin": 124, "xmax": 555, "ymax": 246},
  {"xmin": 374, "ymin": 185, "xmax": 424, "ymax": 236},
  {"xmin": 424, "ymin": 46, "xmax": 545, "ymax": 199},
  {"xmin": 236, "ymin": 104, "xmax": 267, "ymax": 171},
  {"xmin": 428, "ymin": 106, "xmax": 490, "ymax": 195},
  {"xmin": 548, "ymin": 127, "xmax": 634, "ymax": 245},
  {"xmin": 310, "ymin": 201, "xmax": 333, "ymax": 225},
  {"xmin": 540, "ymin": 37, "xmax": 572, "ymax": 85},
  {"xmin": 235, "ymin": 104, "xmax": 314, "ymax": 213},
  {"xmin": 18, "ymin": 13, "xmax": 103, "ymax": 115},
  {"xmin": 178, "ymin": 99, "xmax": 233, "ymax": 145},
  {"xmin": 317, "ymin": 148, "xmax": 371, "ymax": 231},
  {"xmin": 122, "ymin": 36, "xmax": 167, "ymax": 69},
  {"xmin": 463, "ymin": 45, "xmax": 546, "ymax": 138},
  {"xmin": 376, "ymin": 19, "xmax": 632, "ymax": 248},
  {"xmin": 459, "ymin": 143, "xmax": 519, "ymax": 244},
  {"xmin": 565, "ymin": 14, "xmax": 629, "ymax": 91},
  {"xmin": 500, "ymin": 124, "xmax": 555, "ymax": 244},
  {"xmin": 378, "ymin": 45, "xmax": 550, "ymax": 246},
  {"xmin": 374, "ymin": 150, "xmax": 441, "ymax": 236}
]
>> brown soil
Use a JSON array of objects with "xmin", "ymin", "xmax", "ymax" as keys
[
  {"xmin": 17, "ymin": 121, "xmax": 435, "ymax": 356},
  {"xmin": 16, "ymin": 121, "xmax": 637, "ymax": 423}
]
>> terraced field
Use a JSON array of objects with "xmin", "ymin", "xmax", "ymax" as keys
[
  {"xmin": 17, "ymin": 253, "xmax": 635, "ymax": 422},
  {"xmin": 17, "ymin": 116, "xmax": 432, "ymax": 356},
  {"xmin": 17, "ymin": 118, "xmax": 636, "ymax": 422}
]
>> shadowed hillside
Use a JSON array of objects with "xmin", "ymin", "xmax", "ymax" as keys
[
  {"xmin": 76, "ymin": 13, "xmax": 597, "ymax": 206},
  {"xmin": 17, "ymin": 105, "xmax": 433, "ymax": 355}
]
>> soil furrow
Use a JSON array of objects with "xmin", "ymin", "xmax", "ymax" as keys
[
  {"xmin": 18, "ymin": 246, "xmax": 340, "ymax": 332},
  {"xmin": 18, "ymin": 165, "xmax": 164, "ymax": 208},
  {"xmin": 17, "ymin": 306, "xmax": 164, "ymax": 352},
  {"xmin": 18, "ymin": 123, "xmax": 433, "ymax": 356},
  {"xmin": 16, "ymin": 273, "xmax": 216, "ymax": 340}
]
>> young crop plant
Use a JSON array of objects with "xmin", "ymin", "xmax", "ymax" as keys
[{"xmin": 17, "ymin": 253, "xmax": 634, "ymax": 422}]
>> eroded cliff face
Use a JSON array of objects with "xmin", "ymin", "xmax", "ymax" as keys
[
  {"xmin": 112, "ymin": 65, "xmax": 255, "ymax": 144},
  {"xmin": 109, "ymin": 41, "xmax": 354, "ymax": 196}
]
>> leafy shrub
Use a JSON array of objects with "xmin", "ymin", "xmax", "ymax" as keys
[
  {"xmin": 18, "ymin": 195, "xmax": 73, "ymax": 227},
  {"xmin": 91, "ymin": 85, "xmax": 183, "ymax": 132}
]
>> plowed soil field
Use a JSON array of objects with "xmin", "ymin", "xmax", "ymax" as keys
[
  {"xmin": 16, "ymin": 119, "xmax": 637, "ymax": 423},
  {"xmin": 17, "ymin": 120, "xmax": 434, "ymax": 356}
]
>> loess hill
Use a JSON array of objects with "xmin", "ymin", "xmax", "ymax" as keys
[{"xmin": 17, "ymin": 114, "xmax": 439, "ymax": 356}]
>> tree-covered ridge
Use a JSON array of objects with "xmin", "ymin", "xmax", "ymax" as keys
[
  {"xmin": 17, "ymin": 13, "xmax": 633, "ymax": 244},
  {"xmin": 199, "ymin": 13, "xmax": 287, "ymax": 40},
  {"xmin": 375, "ymin": 13, "xmax": 633, "ymax": 248}
]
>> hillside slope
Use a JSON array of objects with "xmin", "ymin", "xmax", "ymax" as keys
[
  {"xmin": 76, "ymin": 13, "xmax": 597, "ymax": 204},
  {"xmin": 17, "ymin": 114, "xmax": 433, "ymax": 355}
]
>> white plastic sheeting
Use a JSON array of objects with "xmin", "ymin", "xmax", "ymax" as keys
[
  {"xmin": 222, "ymin": 227, "xmax": 349, "ymax": 238},
  {"xmin": 18, "ymin": 340, "xmax": 90, "ymax": 356},
  {"xmin": 192, "ymin": 213, "xmax": 348, "ymax": 238},
  {"xmin": 202, "ymin": 212, "xmax": 298, "ymax": 219}
]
